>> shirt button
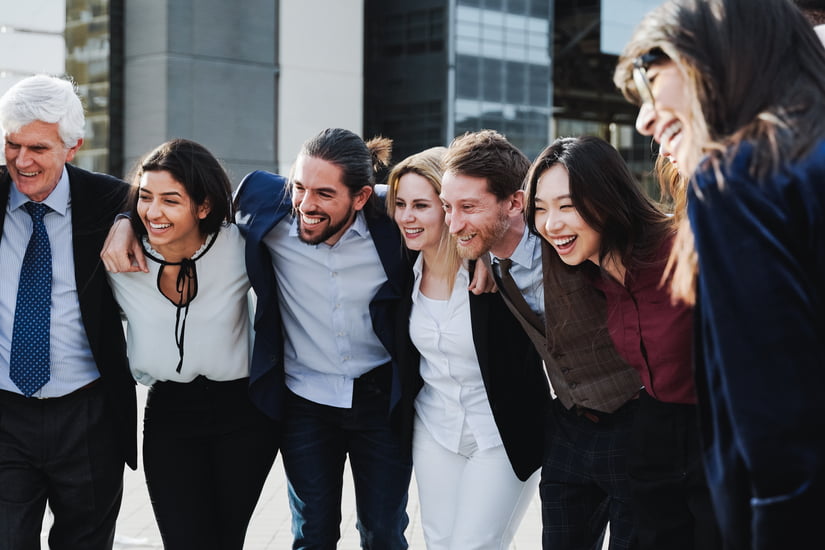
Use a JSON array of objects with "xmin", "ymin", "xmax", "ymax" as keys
[{"xmin": 569, "ymin": 382, "xmax": 578, "ymax": 389}]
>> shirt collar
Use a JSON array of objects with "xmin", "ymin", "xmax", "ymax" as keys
[
  {"xmin": 411, "ymin": 253, "xmax": 469, "ymax": 301},
  {"xmin": 490, "ymin": 227, "xmax": 540, "ymax": 270},
  {"xmin": 10, "ymin": 166, "xmax": 70, "ymax": 216}
]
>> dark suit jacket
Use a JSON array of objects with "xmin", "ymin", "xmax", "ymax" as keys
[
  {"xmin": 234, "ymin": 170, "xmax": 409, "ymax": 421},
  {"xmin": 395, "ymin": 259, "xmax": 551, "ymax": 481},
  {"xmin": 0, "ymin": 164, "xmax": 137, "ymax": 469}
]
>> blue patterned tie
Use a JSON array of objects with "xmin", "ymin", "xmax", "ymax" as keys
[{"xmin": 9, "ymin": 202, "xmax": 52, "ymax": 397}]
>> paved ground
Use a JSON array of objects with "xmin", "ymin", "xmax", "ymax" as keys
[{"xmin": 40, "ymin": 384, "xmax": 557, "ymax": 549}]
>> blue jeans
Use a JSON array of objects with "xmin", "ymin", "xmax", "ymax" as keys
[{"xmin": 281, "ymin": 366, "xmax": 412, "ymax": 550}]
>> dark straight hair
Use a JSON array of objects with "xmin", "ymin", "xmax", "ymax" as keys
[
  {"xmin": 524, "ymin": 136, "xmax": 672, "ymax": 274},
  {"xmin": 128, "ymin": 138, "xmax": 233, "ymax": 237},
  {"xmin": 296, "ymin": 128, "xmax": 392, "ymax": 216}
]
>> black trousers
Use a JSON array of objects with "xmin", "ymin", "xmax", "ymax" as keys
[
  {"xmin": 627, "ymin": 392, "xmax": 722, "ymax": 550},
  {"xmin": 143, "ymin": 376, "xmax": 280, "ymax": 550},
  {"xmin": 0, "ymin": 382, "xmax": 124, "ymax": 550}
]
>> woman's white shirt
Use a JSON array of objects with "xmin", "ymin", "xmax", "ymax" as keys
[
  {"xmin": 409, "ymin": 254, "xmax": 502, "ymax": 453},
  {"xmin": 108, "ymin": 224, "xmax": 252, "ymax": 385}
]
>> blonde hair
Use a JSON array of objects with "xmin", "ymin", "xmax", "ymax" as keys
[{"xmin": 386, "ymin": 147, "xmax": 461, "ymax": 289}]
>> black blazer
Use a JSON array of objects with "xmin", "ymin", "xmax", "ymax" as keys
[
  {"xmin": 0, "ymin": 164, "xmax": 137, "ymax": 469},
  {"xmin": 395, "ymin": 260, "xmax": 551, "ymax": 481}
]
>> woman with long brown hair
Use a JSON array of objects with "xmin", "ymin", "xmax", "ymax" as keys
[{"xmin": 614, "ymin": 1, "xmax": 825, "ymax": 547}]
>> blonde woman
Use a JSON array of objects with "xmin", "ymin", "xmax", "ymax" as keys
[{"xmin": 388, "ymin": 147, "xmax": 549, "ymax": 549}]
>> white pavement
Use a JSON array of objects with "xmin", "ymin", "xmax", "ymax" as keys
[{"xmin": 42, "ymin": 384, "xmax": 554, "ymax": 549}]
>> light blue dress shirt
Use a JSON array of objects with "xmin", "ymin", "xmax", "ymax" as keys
[
  {"xmin": 0, "ymin": 167, "xmax": 99, "ymax": 397},
  {"xmin": 491, "ymin": 228, "xmax": 545, "ymax": 316},
  {"xmin": 263, "ymin": 210, "xmax": 391, "ymax": 408}
]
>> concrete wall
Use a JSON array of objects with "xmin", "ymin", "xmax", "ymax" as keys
[
  {"xmin": 124, "ymin": 0, "xmax": 278, "ymax": 185},
  {"xmin": 277, "ymin": 0, "xmax": 364, "ymax": 176}
]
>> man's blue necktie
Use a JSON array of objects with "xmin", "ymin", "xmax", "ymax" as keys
[{"xmin": 10, "ymin": 202, "xmax": 52, "ymax": 397}]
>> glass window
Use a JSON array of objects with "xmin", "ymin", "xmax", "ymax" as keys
[{"xmin": 456, "ymin": 55, "xmax": 480, "ymax": 99}]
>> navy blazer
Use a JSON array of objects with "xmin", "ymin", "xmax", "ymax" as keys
[
  {"xmin": 689, "ymin": 141, "xmax": 825, "ymax": 549},
  {"xmin": 0, "ymin": 164, "xmax": 137, "ymax": 469},
  {"xmin": 234, "ymin": 170, "xmax": 410, "ymax": 421},
  {"xmin": 395, "ymin": 259, "xmax": 551, "ymax": 481}
]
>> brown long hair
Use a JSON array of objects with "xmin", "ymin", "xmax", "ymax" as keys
[{"xmin": 614, "ymin": 0, "xmax": 825, "ymax": 303}]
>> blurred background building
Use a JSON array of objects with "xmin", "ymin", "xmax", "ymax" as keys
[{"xmin": 0, "ymin": 0, "xmax": 661, "ymax": 188}]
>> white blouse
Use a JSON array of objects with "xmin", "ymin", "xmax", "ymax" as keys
[
  {"xmin": 409, "ymin": 254, "xmax": 502, "ymax": 453},
  {"xmin": 108, "ymin": 224, "xmax": 252, "ymax": 385}
]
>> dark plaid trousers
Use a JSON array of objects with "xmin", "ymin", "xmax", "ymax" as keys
[{"xmin": 540, "ymin": 397, "xmax": 640, "ymax": 550}]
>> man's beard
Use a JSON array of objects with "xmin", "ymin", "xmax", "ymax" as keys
[
  {"xmin": 456, "ymin": 212, "xmax": 510, "ymax": 260},
  {"xmin": 297, "ymin": 211, "xmax": 354, "ymax": 245}
]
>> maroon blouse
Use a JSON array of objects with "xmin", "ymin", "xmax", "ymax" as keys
[{"xmin": 590, "ymin": 240, "xmax": 696, "ymax": 404}]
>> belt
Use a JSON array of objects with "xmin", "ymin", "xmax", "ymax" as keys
[{"xmin": 572, "ymin": 391, "xmax": 640, "ymax": 423}]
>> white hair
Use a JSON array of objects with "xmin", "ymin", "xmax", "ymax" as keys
[{"xmin": 0, "ymin": 74, "xmax": 85, "ymax": 147}]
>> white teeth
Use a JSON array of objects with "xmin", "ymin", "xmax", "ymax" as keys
[
  {"xmin": 458, "ymin": 233, "xmax": 475, "ymax": 242},
  {"xmin": 661, "ymin": 121, "xmax": 683, "ymax": 147},
  {"xmin": 18, "ymin": 170, "xmax": 38, "ymax": 177},
  {"xmin": 302, "ymin": 215, "xmax": 321, "ymax": 225},
  {"xmin": 150, "ymin": 223, "xmax": 171, "ymax": 229},
  {"xmin": 404, "ymin": 228, "xmax": 423, "ymax": 235},
  {"xmin": 554, "ymin": 236, "xmax": 576, "ymax": 246}
]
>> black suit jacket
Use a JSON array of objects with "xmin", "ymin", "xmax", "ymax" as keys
[
  {"xmin": 395, "ymin": 259, "xmax": 551, "ymax": 481},
  {"xmin": 0, "ymin": 164, "xmax": 137, "ymax": 469}
]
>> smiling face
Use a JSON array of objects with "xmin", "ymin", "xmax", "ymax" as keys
[
  {"xmin": 393, "ymin": 172, "xmax": 445, "ymax": 254},
  {"xmin": 440, "ymin": 171, "xmax": 512, "ymax": 260},
  {"xmin": 4, "ymin": 120, "xmax": 82, "ymax": 202},
  {"xmin": 291, "ymin": 154, "xmax": 371, "ymax": 246},
  {"xmin": 533, "ymin": 164, "xmax": 600, "ymax": 268},
  {"xmin": 634, "ymin": 60, "xmax": 699, "ymax": 173},
  {"xmin": 137, "ymin": 170, "xmax": 210, "ymax": 260}
]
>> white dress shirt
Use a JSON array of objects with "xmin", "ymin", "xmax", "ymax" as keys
[{"xmin": 410, "ymin": 255, "xmax": 502, "ymax": 453}]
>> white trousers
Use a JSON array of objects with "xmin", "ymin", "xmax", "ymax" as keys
[{"xmin": 412, "ymin": 416, "xmax": 539, "ymax": 550}]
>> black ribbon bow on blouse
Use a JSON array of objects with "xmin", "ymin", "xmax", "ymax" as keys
[{"xmin": 142, "ymin": 232, "xmax": 218, "ymax": 373}]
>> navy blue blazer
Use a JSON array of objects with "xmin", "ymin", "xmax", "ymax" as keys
[
  {"xmin": 0, "ymin": 164, "xmax": 137, "ymax": 469},
  {"xmin": 234, "ymin": 170, "xmax": 410, "ymax": 421},
  {"xmin": 689, "ymin": 141, "xmax": 825, "ymax": 549},
  {"xmin": 395, "ymin": 259, "xmax": 551, "ymax": 481}
]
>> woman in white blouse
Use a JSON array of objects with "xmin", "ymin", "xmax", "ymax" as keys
[
  {"xmin": 107, "ymin": 139, "xmax": 278, "ymax": 550},
  {"xmin": 387, "ymin": 147, "xmax": 550, "ymax": 549}
]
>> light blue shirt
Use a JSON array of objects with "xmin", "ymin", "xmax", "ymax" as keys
[
  {"xmin": 491, "ymin": 228, "xmax": 545, "ymax": 316},
  {"xmin": 263, "ymin": 210, "xmax": 391, "ymax": 408},
  {"xmin": 0, "ymin": 167, "xmax": 100, "ymax": 397}
]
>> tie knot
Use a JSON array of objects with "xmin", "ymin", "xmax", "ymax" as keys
[
  {"xmin": 498, "ymin": 258, "xmax": 513, "ymax": 273},
  {"xmin": 24, "ymin": 202, "xmax": 50, "ymax": 221}
]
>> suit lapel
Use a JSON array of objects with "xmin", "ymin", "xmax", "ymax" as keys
[
  {"xmin": 468, "ymin": 292, "xmax": 491, "ymax": 379},
  {"xmin": 0, "ymin": 170, "xmax": 10, "ymax": 243},
  {"xmin": 367, "ymin": 212, "xmax": 405, "ymax": 297}
]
